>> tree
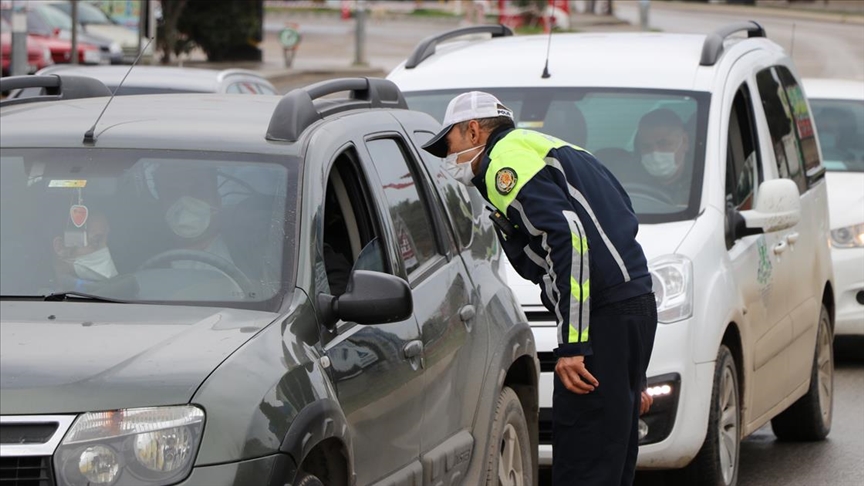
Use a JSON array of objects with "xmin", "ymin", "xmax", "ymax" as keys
[
  {"xmin": 177, "ymin": 0, "xmax": 263, "ymax": 62},
  {"xmin": 157, "ymin": 0, "xmax": 190, "ymax": 64}
]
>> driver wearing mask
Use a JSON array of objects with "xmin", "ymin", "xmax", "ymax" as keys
[
  {"xmin": 633, "ymin": 109, "xmax": 692, "ymax": 206},
  {"xmin": 52, "ymin": 210, "xmax": 118, "ymax": 291},
  {"xmin": 153, "ymin": 165, "xmax": 234, "ymax": 270}
]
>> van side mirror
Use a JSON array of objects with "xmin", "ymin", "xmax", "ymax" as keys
[
  {"xmin": 738, "ymin": 179, "xmax": 801, "ymax": 236},
  {"xmin": 317, "ymin": 270, "xmax": 413, "ymax": 330}
]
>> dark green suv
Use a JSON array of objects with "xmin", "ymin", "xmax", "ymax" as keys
[{"xmin": 0, "ymin": 75, "xmax": 538, "ymax": 486}]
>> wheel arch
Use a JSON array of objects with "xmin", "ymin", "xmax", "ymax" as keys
[{"xmin": 280, "ymin": 399, "xmax": 352, "ymax": 486}]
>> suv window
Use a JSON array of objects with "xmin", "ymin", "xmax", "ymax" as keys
[
  {"xmin": 405, "ymin": 88, "xmax": 710, "ymax": 224},
  {"xmin": 726, "ymin": 84, "xmax": 762, "ymax": 212},
  {"xmin": 366, "ymin": 137, "xmax": 440, "ymax": 276},
  {"xmin": 756, "ymin": 67, "xmax": 807, "ymax": 193}
]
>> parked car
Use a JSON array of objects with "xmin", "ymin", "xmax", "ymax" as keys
[
  {"xmin": 389, "ymin": 22, "xmax": 836, "ymax": 486},
  {"xmin": 0, "ymin": 10, "xmax": 102, "ymax": 67},
  {"xmin": 0, "ymin": 74, "xmax": 538, "ymax": 486},
  {"xmin": 17, "ymin": 65, "xmax": 278, "ymax": 96},
  {"xmin": 0, "ymin": 16, "xmax": 53, "ymax": 76},
  {"xmin": 803, "ymin": 78, "xmax": 864, "ymax": 337},
  {"xmin": 0, "ymin": 3, "xmax": 121, "ymax": 64},
  {"xmin": 46, "ymin": 1, "xmax": 151, "ymax": 63}
]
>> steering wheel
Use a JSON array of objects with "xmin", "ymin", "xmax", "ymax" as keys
[
  {"xmin": 137, "ymin": 249, "xmax": 256, "ymax": 298},
  {"xmin": 621, "ymin": 182, "xmax": 677, "ymax": 206}
]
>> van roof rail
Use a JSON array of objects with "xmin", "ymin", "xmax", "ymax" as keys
[
  {"xmin": 0, "ymin": 75, "xmax": 112, "ymax": 107},
  {"xmin": 700, "ymin": 21, "xmax": 766, "ymax": 67},
  {"xmin": 266, "ymin": 77, "xmax": 407, "ymax": 143},
  {"xmin": 405, "ymin": 24, "xmax": 514, "ymax": 69}
]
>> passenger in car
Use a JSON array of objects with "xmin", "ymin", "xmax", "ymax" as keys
[
  {"xmin": 633, "ymin": 109, "xmax": 693, "ymax": 205},
  {"xmin": 51, "ymin": 209, "xmax": 118, "ymax": 291}
]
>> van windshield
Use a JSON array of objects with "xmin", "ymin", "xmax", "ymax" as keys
[
  {"xmin": 405, "ymin": 88, "xmax": 710, "ymax": 224},
  {"xmin": 0, "ymin": 149, "xmax": 298, "ymax": 311}
]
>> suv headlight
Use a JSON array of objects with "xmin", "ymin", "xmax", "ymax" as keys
[
  {"xmin": 55, "ymin": 406, "xmax": 205, "ymax": 486},
  {"xmin": 830, "ymin": 222, "xmax": 864, "ymax": 249},
  {"xmin": 649, "ymin": 255, "xmax": 693, "ymax": 323}
]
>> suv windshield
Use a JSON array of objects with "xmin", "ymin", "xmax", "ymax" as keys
[
  {"xmin": 0, "ymin": 149, "xmax": 298, "ymax": 311},
  {"xmin": 405, "ymin": 88, "xmax": 710, "ymax": 224},
  {"xmin": 809, "ymin": 98, "xmax": 864, "ymax": 172}
]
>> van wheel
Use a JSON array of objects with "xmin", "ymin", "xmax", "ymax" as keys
[
  {"xmin": 676, "ymin": 345, "xmax": 740, "ymax": 486},
  {"xmin": 295, "ymin": 472, "xmax": 324, "ymax": 486},
  {"xmin": 771, "ymin": 304, "xmax": 833, "ymax": 441},
  {"xmin": 486, "ymin": 386, "xmax": 532, "ymax": 486}
]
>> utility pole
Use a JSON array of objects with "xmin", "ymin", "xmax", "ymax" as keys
[
  {"xmin": 353, "ymin": 0, "xmax": 367, "ymax": 66},
  {"xmin": 70, "ymin": 0, "xmax": 79, "ymax": 64},
  {"xmin": 639, "ymin": 0, "xmax": 650, "ymax": 31},
  {"xmin": 10, "ymin": 0, "xmax": 27, "ymax": 75}
]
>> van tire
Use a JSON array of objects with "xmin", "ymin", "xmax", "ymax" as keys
[
  {"xmin": 295, "ymin": 472, "xmax": 325, "ymax": 486},
  {"xmin": 771, "ymin": 304, "xmax": 833, "ymax": 441},
  {"xmin": 485, "ymin": 386, "xmax": 533, "ymax": 486},
  {"xmin": 676, "ymin": 345, "xmax": 740, "ymax": 486}
]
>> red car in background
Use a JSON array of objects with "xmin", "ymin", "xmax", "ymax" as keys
[{"xmin": 0, "ymin": 13, "xmax": 100, "ymax": 74}]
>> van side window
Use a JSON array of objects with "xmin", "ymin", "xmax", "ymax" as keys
[
  {"xmin": 366, "ymin": 138, "xmax": 441, "ymax": 276},
  {"xmin": 774, "ymin": 66, "xmax": 823, "ymax": 183},
  {"xmin": 756, "ymin": 67, "xmax": 807, "ymax": 194},
  {"xmin": 726, "ymin": 84, "xmax": 763, "ymax": 212}
]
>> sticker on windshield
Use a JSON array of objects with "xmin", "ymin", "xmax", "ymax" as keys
[
  {"xmin": 70, "ymin": 205, "xmax": 89, "ymax": 228},
  {"xmin": 49, "ymin": 180, "xmax": 87, "ymax": 188}
]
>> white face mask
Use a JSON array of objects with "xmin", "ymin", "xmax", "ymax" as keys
[
  {"xmin": 70, "ymin": 246, "xmax": 118, "ymax": 281},
  {"xmin": 444, "ymin": 145, "xmax": 485, "ymax": 186},
  {"xmin": 165, "ymin": 196, "xmax": 212, "ymax": 239},
  {"xmin": 641, "ymin": 152, "xmax": 678, "ymax": 178}
]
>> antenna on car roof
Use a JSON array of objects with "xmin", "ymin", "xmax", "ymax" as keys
[
  {"xmin": 541, "ymin": 10, "xmax": 553, "ymax": 79},
  {"xmin": 83, "ymin": 37, "xmax": 154, "ymax": 145}
]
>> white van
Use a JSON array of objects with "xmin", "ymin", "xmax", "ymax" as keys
[{"xmin": 389, "ymin": 22, "xmax": 836, "ymax": 486}]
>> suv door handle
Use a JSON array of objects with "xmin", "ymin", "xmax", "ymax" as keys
[
  {"xmin": 786, "ymin": 232, "xmax": 800, "ymax": 245},
  {"xmin": 773, "ymin": 241, "xmax": 788, "ymax": 255},
  {"xmin": 403, "ymin": 340, "xmax": 423, "ymax": 359}
]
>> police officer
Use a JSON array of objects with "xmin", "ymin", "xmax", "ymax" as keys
[{"xmin": 421, "ymin": 92, "xmax": 657, "ymax": 486}]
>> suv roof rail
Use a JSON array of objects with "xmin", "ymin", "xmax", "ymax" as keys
[
  {"xmin": 266, "ymin": 77, "xmax": 408, "ymax": 143},
  {"xmin": 0, "ymin": 75, "xmax": 112, "ymax": 107},
  {"xmin": 700, "ymin": 21, "xmax": 766, "ymax": 67},
  {"xmin": 405, "ymin": 24, "xmax": 514, "ymax": 69}
]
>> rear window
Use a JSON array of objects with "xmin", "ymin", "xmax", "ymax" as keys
[
  {"xmin": 405, "ymin": 88, "xmax": 710, "ymax": 224},
  {"xmin": 809, "ymin": 98, "xmax": 864, "ymax": 172}
]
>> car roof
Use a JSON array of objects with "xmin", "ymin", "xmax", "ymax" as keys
[
  {"xmin": 34, "ymin": 65, "xmax": 275, "ymax": 93},
  {"xmin": 0, "ymin": 94, "xmax": 301, "ymax": 155},
  {"xmin": 388, "ymin": 32, "xmax": 780, "ymax": 92},
  {"xmin": 802, "ymin": 78, "xmax": 864, "ymax": 101}
]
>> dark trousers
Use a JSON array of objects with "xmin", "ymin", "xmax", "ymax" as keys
[{"xmin": 552, "ymin": 294, "xmax": 657, "ymax": 486}]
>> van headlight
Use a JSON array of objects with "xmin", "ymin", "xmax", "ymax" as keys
[
  {"xmin": 649, "ymin": 255, "xmax": 693, "ymax": 323},
  {"xmin": 55, "ymin": 406, "xmax": 205, "ymax": 486},
  {"xmin": 109, "ymin": 42, "xmax": 122, "ymax": 54},
  {"xmin": 830, "ymin": 222, "xmax": 864, "ymax": 248}
]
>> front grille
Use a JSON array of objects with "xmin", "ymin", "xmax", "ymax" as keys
[
  {"xmin": 539, "ymin": 407, "xmax": 553, "ymax": 444},
  {"xmin": 0, "ymin": 456, "xmax": 54, "ymax": 486},
  {"xmin": 525, "ymin": 310, "xmax": 555, "ymax": 323},
  {"xmin": 0, "ymin": 424, "xmax": 58, "ymax": 445},
  {"xmin": 538, "ymin": 351, "xmax": 556, "ymax": 373}
]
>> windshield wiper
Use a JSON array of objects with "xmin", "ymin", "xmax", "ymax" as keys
[{"xmin": 43, "ymin": 291, "xmax": 127, "ymax": 303}]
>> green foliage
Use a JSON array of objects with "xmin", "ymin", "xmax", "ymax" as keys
[{"xmin": 178, "ymin": 0, "xmax": 262, "ymax": 62}]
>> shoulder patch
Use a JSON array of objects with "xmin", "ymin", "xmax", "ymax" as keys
[{"xmin": 495, "ymin": 168, "xmax": 518, "ymax": 195}]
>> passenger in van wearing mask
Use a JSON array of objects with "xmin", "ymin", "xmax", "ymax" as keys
[
  {"xmin": 153, "ymin": 166, "xmax": 234, "ymax": 271},
  {"xmin": 52, "ymin": 211, "xmax": 119, "ymax": 289},
  {"xmin": 633, "ymin": 109, "xmax": 692, "ymax": 205}
]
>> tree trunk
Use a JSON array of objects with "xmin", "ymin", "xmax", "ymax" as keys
[{"xmin": 159, "ymin": 0, "xmax": 189, "ymax": 64}]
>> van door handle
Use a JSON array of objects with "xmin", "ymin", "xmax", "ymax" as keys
[
  {"xmin": 773, "ymin": 241, "xmax": 788, "ymax": 255},
  {"xmin": 403, "ymin": 340, "xmax": 423, "ymax": 359},
  {"xmin": 786, "ymin": 232, "xmax": 800, "ymax": 245},
  {"xmin": 459, "ymin": 305, "xmax": 476, "ymax": 322}
]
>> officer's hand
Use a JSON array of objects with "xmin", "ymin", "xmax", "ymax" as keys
[
  {"xmin": 555, "ymin": 356, "xmax": 599, "ymax": 394},
  {"xmin": 640, "ymin": 390, "xmax": 653, "ymax": 416}
]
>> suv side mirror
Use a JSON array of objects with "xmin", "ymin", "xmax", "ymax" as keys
[
  {"xmin": 317, "ymin": 270, "xmax": 413, "ymax": 330},
  {"xmin": 737, "ymin": 179, "xmax": 801, "ymax": 236}
]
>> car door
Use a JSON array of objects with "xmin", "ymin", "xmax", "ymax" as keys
[
  {"xmin": 362, "ymin": 131, "xmax": 483, "ymax": 482},
  {"xmin": 314, "ymin": 137, "xmax": 426, "ymax": 486},
  {"xmin": 769, "ymin": 65, "xmax": 827, "ymax": 393},
  {"xmin": 725, "ymin": 68, "xmax": 795, "ymax": 421}
]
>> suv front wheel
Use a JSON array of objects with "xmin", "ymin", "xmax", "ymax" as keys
[{"xmin": 485, "ymin": 386, "xmax": 532, "ymax": 486}]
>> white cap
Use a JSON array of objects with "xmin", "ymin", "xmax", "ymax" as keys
[{"xmin": 421, "ymin": 91, "xmax": 514, "ymax": 158}]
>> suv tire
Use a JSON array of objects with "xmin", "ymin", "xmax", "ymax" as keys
[
  {"xmin": 771, "ymin": 304, "xmax": 834, "ymax": 441},
  {"xmin": 295, "ymin": 472, "xmax": 324, "ymax": 486},
  {"xmin": 485, "ymin": 386, "xmax": 532, "ymax": 486},
  {"xmin": 677, "ymin": 344, "xmax": 740, "ymax": 486}
]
